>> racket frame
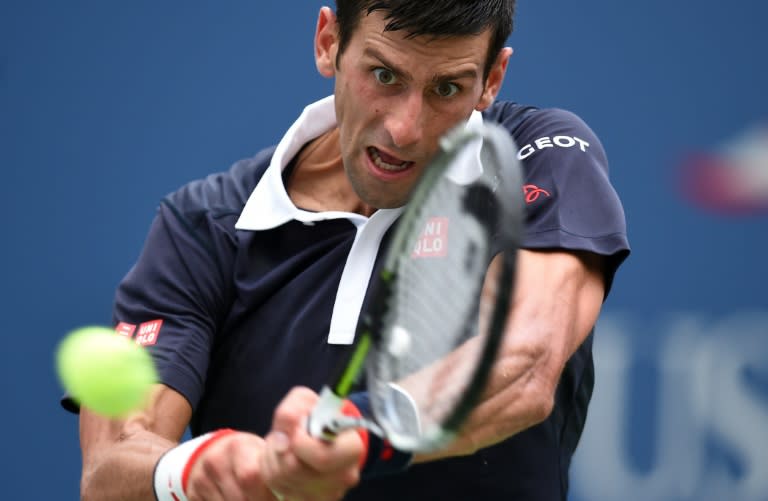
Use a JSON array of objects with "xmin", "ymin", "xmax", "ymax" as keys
[{"xmin": 308, "ymin": 122, "xmax": 523, "ymax": 451}]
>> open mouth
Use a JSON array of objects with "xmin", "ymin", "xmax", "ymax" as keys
[{"xmin": 367, "ymin": 147, "xmax": 413, "ymax": 172}]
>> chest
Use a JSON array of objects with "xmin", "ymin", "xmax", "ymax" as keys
[{"xmin": 193, "ymin": 220, "xmax": 369, "ymax": 434}]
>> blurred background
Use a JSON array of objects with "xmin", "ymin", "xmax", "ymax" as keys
[{"xmin": 1, "ymin": 0, "xmax": 766, "ymax": 499}]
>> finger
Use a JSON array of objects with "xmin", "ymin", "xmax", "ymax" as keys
[
  {"xmin": 264, "ymin": 387, "xmax": 360, "ymax": 500},
  {"xmin": 187, "ymin": 474, "xmax": 227, "ymax": 501},
  {"xmin": 261, "ymin": 431, "xmax": 310, "ymax": 491},
  {"xmin": 273, "ymin": 445, "xmax": 359, "ymax": 499},
  {"xmin": 262, "ymin": 431, "xmax": 348, "ymax": 499},
  {"xmin": 187, "ymin": 454, "xmax": 228, "ymax": 501},
  {"xmin": 270, "ymin": 387, "xmax": 319, "ymax": 434},
  {"xmin": 291, "ymin": 426, "xmax": 365, "ymax": 474},
  {"xmin": 229, "ymin": 434, "xmax": 279, "ymax": 501},
  {"xmin": 187, "ymin": 432, "xmax": 267, "ymax": 501},
  {"xmin": 197, "ymin": 447, "xmax": 250, "ymax": 501}
]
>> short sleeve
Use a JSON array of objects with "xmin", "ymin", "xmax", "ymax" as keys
[
  {"xmin": 110, "ymin": 194, "xmax": 238, "ymax": 410},
  {"xmin": 508, "ymin": 107, "xmax": 630, "ymax": 294}
]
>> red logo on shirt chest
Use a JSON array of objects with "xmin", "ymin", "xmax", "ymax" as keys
[{"xmin": 523, "ymin": 184, "xmax": 551, "ymax": 204}]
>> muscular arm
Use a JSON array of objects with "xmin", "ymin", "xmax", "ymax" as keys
[
  {"xmin": 79, "ymin": 384, "xmax": 191, "ymax": 500},
  {"xmin": 415, "ymin": 248, "xmax": 606, "ymax": 461}
]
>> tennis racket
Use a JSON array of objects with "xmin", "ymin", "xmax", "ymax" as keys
[{"xmin": 308, "ymin": 121, "xmax": 524, "ymax": 453}]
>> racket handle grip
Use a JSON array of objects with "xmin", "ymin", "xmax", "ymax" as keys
[
  {"xmin": 345, "ymin": 392, "xmax": 413, "ymax": 478},
  {"xmin": 307, "ymin": 389, "xmax": 411, "ymax": 478}
]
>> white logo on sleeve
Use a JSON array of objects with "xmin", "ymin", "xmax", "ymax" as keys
[{"xmin": 517, "ymin": 135, "xmax": 590, "ymax": 160}]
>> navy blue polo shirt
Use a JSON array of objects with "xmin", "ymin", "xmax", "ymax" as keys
[{"xmin": 65, "ymin": 96, "xmax": 629, "ymax": 500}]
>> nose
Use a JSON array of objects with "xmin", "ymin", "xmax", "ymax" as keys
[{"xmin": 384, "ymin": 91, "xmax": 424, "ymax": 149}]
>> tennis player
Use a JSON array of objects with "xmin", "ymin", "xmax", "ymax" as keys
[{"xmin": 66, "ymin": 2, "xmax": 630, "ymax": 500}]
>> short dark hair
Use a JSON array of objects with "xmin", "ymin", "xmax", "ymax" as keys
[{"xmin": 334, "ymin": 0, "xmax": 515, "ymax": 79}]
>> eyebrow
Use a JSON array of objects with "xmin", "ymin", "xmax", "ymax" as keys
[{"xmin": 363, "ymin": 47, "xmax": 479, "ymax": 83}]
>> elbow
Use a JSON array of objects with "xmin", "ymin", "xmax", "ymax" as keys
[
  {"xmin": 501, "ymin": 353, "xmax": 558, "ymax": 426},
  {"xmin": 521, "ymin": 350, "xmax": 559, "ymax": 425},
  {"xmin": 521, "ymin": 377, "xmax": 556, "ymax": 425},
  {"xmin": 486, "ymin": 353, "xmax": 558, "ymax": 438},
  {"xmin": 496, "ymin": 347, "xmax": 559, "ymax": 427},
  {"xmin": 472, "ymin": 375, "xmax": 556, "ymax": 451}
]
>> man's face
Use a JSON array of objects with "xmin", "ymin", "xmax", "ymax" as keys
[{"xmin": 316, "ymin": 9, "xmax": 508, "ymax": 209}]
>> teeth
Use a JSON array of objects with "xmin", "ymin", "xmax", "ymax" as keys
[{"xmin": 369, "ymin": 147, "xmax": 410, "ymax": 172}]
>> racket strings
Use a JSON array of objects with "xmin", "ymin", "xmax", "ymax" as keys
[
  {"xmin": 395, "ymin": 205, "xmax": 481, "ymax": 353},
  {"xmin": 366, "ymin": 124, "xmax": 522, "ymax": 450},
  {"xmin": 376, "ymin": 177, "xmax": 499, "ymax": 431}
]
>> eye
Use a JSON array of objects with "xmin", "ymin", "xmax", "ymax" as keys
[
  {"xmin": 373, "ymin": 68, "xmax": 397, "ymax": 85},
  {"xmin": 435, "ymin": 82, "xmax": 460, "ymax": 98}
]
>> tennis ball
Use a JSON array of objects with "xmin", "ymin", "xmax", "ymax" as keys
[{"xmin": 56, "ymin": 326, "xmax": 157, "ymax": 418}]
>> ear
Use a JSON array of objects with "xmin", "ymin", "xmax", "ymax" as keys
[
  {"xmin": 476, "ymin": 47, "xmax": 513, "ymax": 111},
  {"xmin": 315, "ymin": 6, "xmax": 339, "ymax": 78}
]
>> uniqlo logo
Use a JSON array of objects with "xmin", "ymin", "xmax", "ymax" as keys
[
  {"xmin": 135, "ymin": 319, "xmax": 163, "ymax": 346},
  {"xmin": 412, "ymin": 217, "xmax": 448, "ymax": 258},
  {"xmin": 115, "ymin": 322, "xmax": 137, "ymax": 339}
]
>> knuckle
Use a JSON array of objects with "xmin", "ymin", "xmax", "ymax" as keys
[
  {"xmin": 343, "ymin": 468, "xmax": 361, "ymax": 488},
  {"xmin": 233, "ymin": 463, "xmax": 259, "ymax": 489},
  {"xmin": 186, "ymin": 481, "xmax": 212, "ymax": 501}
]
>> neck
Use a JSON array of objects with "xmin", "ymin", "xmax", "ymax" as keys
[{"xmin": 286, "ymin": 128, "xmax": 375, "ymax": 216}]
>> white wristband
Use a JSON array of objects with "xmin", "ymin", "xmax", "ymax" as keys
[{"xmin": 153, "ymin": 429, "xmax": 234, "ymax": 501}]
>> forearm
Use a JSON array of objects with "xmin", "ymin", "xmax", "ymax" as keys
[
  {"xmin": 79, "ymin": 386, "xmax": 191, "ymax": 501},
  {"xmin": 81, "ymin": 428, "xmax": 175, "ymax": 501},
  {"xmin": 415, "ymin": 250, "xmax": 605, "ymax": 462},
  {"xmin": 412, "ymin": 345, "xmax": 548, "ymax": 463}
]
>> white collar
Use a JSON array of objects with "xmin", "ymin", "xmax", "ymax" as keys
[{"xmin": 235, "ymin": 95, "xmax": 484, "ymax": 231}]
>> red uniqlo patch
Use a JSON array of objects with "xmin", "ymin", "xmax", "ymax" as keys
[
  {"xmin": 412, "ymin": 217, "xmax": 448, "ymax": 258},
  {"xmin": 115, "ymin": 322, "xmax": 137, "ymax": 339},
  {"xmin": 135, "ymin": 319, "xmax": 163, "ymax": 346}
]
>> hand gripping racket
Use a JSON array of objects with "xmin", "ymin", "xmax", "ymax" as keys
[{"xmin": 309, "ymin": 121, "xmax": 524, "ymax": 454}]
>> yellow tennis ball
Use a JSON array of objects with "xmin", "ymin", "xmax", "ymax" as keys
[{"xmin": 56, "ymin": 326, "xmax": 157, "ymax": 417}]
